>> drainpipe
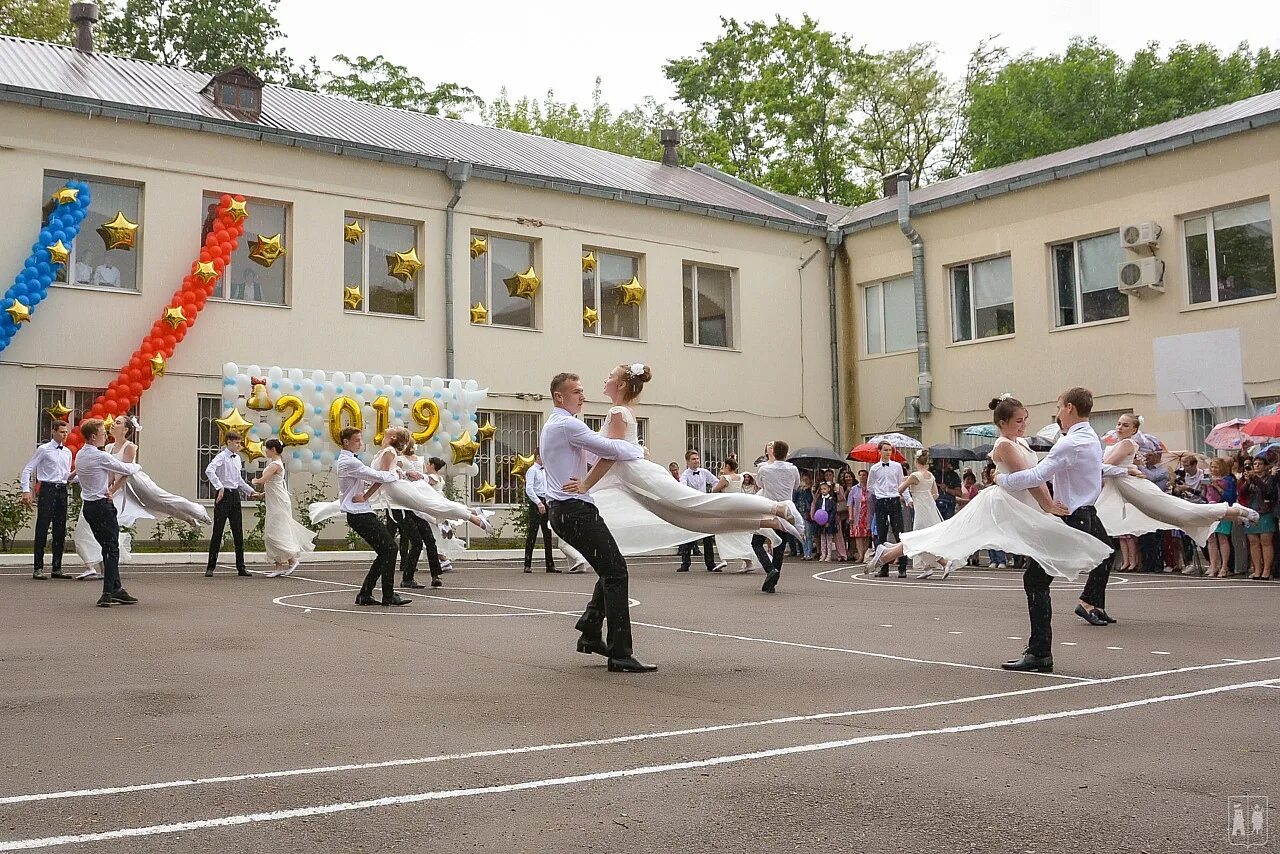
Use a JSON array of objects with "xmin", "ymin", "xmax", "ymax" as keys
[
  {"xmin": 897, "ymin": 173, "xmax": 932, "ymax": 414},
  {"xmin": 443, "ymin": 160, "xmax": 472, "ymax": 378},
  {"xmin": 825, "ymin": 226, "xmax": 842, "ymax": 448}
]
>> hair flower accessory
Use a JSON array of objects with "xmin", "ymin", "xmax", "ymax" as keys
[
  {"xmin": 1136, "ymin": 415, "xmax": 1145, "ymax": 425},
  {"xmin": 629, "ymin": 362, "xmax": 646, "ymax": 378},
  {"xmin": 999, "ymin": 392, "xmax": 1014, "ymax": 401}
]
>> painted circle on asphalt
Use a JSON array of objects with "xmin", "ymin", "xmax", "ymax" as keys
[
  {"xmin": 273, "ymin": 585, "xmax": 640, "ymax": 618},
  {"xmin": 811, "ymin": 565, "xmax": 1131, "ymax": 591}
]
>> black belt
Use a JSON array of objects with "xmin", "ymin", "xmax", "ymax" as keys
[
  {"xmin": 38, "ymin": 481, "xmax": 68, "ymax": 489},
  {"xmin": 84, "ymin": 496, "xmax": 111, "ymax": 504}
]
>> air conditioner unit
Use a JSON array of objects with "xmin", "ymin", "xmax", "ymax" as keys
[
  {"xmin": 1120, "ymin": 221, "xmax": 1161, "ymax": 250},
  {"xmin": 1118, "ymin": 257, "xmax": 1165, "ymax": 295}
]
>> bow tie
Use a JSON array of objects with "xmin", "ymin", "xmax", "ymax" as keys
[{"xmin": 55, "ymin": 445, "xmax": 63, "ymax": 450}]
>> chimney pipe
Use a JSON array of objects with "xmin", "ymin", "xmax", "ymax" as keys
[
  {"xmin": 659, "ymin": 128, "xmax": 681, "ymax": 167},
  {"xmin": 882, "ymin": 167, "xmax": 911, "ymax": 199},
  {"xmin": 70, "ymin": 2, "xmax": 99, "ymax": 53}
]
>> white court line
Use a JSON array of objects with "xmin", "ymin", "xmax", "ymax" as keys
[
  {"xmin": 811, "ymin": 566, "xmax": 1270, "ymax": 593},
  {"xmin": 2, "ymin": 676, "xmax": 1274, "ymax": 852},
  {"xmin": 3, "ymin": 656, "xmax": 1275, "ymax": 809},
  {"xmin": 271, "ymin": 588, "xmax": 599, "ymax": 619}
]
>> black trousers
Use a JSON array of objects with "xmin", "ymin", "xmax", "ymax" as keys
[
  {"xmin": 679, "ymin": 536, "xmax": 717, "ymax": 569},
  {"xmin": 1070, "ymin": 506, "xmax": 1114, "ymax": 608},
  {"xmin": 751, "ymin": 532, "xmax": 789, "ymax": 575},
  {"xmin": 349, "ymin": 511, "xmax": 398, "ymax": 600},
  {"xmin": 82, "ymin": 498, "xmax": 121, "ymax": 595},
  {"xmin": 1021, "ymin": 505, "xmax": 1112, "ymax": 657},
  {"xmin": 873, "ymin": 496, "xmax": 909, "ymax": 571},
  {"xmin": 33, "ymin": 481, "xmax": 68, "ymax": 572},
  {"xmin": 548, "ymin": 499, "xmax": 632, "ymax": 659},
  {"xmin": 206, "ymin": 491, "xmax": 244, "ymax": 573},
  {"xmin": 524, "ymin": 500, "xmax": 554, "ymax": 569},
  {"xmin": 1138, "ymin": 531, "xmax": 1163, "ymax": 573},
  {"xmin": 392, "ymin": 510, "xmax": 441, "ymax": 582}
]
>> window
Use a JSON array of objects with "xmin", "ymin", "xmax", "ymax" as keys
[
  {"xmin": 42, "ymin": 173, "xmax": 141, "ymax": 292},
  {"xmin": 684, "ymin": 421, "xmax": 740, "ymax": 471},
  {"xmin": 34, "ymin": 387, "xmax": 105, "ymax": 445},
  {"xmin": 582, "ymin": 249, "xmax": 642, "ymax": 339},
  {"xmin": 863, "ymin": 276, "xmax": 916, "ymax": 355},
  {"xmin": 1087, "ymin": 409, "xmax": 1130, "ymax": 442},
  {"xmin": 1184, "ymin": 200, "xmax": 1275, "ymax": 305},
  {"xmin": 1188, "ymin": 404, "xmax": 1252, "ymax": 451},
  {"xmin": 218, "ymin": 83, "xmax": 259, "ymax": 113},
  {"xmin": 1052, "ymin": 233, "xmax": 1128, "ymax": 327},
  {"xmin": 203, "ymin": 192, "xmax": 288, "ymax": 305},
  {"xmin": 950, "ymin": 256, "xmax": 1014, "ymax": 342},
  {"xmin": 952, "ymin": 424, "xmax": 991, "ymax": 451},
  {"xmin": 196, "ymin": 396, "xmax": 225, "ymax": 500},
  {"xmin": 584, "ymin": 413, "xmax": 648, "ymax": 447},
  {"xmin": 343, "ymin": 215, "xmax": 419, "ymax": 317},
  {"xmin": 682, "ymin": 263, "xmax": 735, "ymax": 348},
  {"xmin": 470, "ymin": 233, "xmax": 536, "ymax": 329},
  {"xmin": 474, "ymin": 410, "xmax": 540, "ymax": 506}
]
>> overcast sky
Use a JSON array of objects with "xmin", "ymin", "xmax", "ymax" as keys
[{"xmin": 277, "ymin": 0, "xmax": 1280, "ymax": 110}]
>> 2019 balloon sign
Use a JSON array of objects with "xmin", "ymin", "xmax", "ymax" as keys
[{"xmin": 221, "ymin": 363, "xmax": 488, "ymax": 473}]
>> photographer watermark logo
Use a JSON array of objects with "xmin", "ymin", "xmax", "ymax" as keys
[{"xmin": 1229, "ymin": 796, "xmax": 1268, "ymax": 848}]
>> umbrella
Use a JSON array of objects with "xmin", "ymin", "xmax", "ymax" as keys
[
  {"xmin": 1101, "ymin": 429, "xmax": 1168, "ymax": 455},
  {"xmin": 1250, "ymin": 441, "xmax": 1280, "ymax": 458},
  {"xmin": 1242, "ymin": 413, "xmax": 1280, "ymax": 439},
  {"xmin": 963, "ymin": 424, "xmax": 999, "ymax": 438},
  {"xmin": 1256, "ymin": 402, "xmax": 1279, "ymax": 416},
  {"xmin": 1025, "ymin": 435, "xmax": 1054, "ymax": 452},
  {"xmin": 848, "ymin": 442, "xmax": 905, "ymax": 463},
  {"xmin": 1035, "ymin": 422, "xmax": 1062, "ymax": 444},
  {"xmin": 971, "ymin": 443, "xmax": 995, "ymax": 459},
  {"xmin": 868, "ymin": 432, "xmax": 923, "ymax": 449},
  {"xmin": 928, "ymin": 443, "xmax": 979, "ymax": 461},
  {"xmin": 787, "ymin": 446, "xmax": 850, "ymax": 470},
  {"xmin": 1204, "ymin": 418, "xmax": 1252, "ymax": 450}
]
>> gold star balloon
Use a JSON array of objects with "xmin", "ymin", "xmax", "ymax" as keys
[
  {"xmin": 469, "ymin": 236, "xmax": 487, "ymax": 259},
  {"xmin": 44, "ymin": 400, "xmax": 72, "ymax": 420},
  {"xmin": 469, "ymin": 302, "xmax": 488, "ymax": 324},
  {"xmin": 50, "ymin": 186, "xmax": 79, "ymax": 206},
  {"xmin": 225, "ymin": 199, "xmax": 249, "ymax": 222},
  {"xmin": 46, "ymin": 240, "xmax": 70, "ymax": 267},
  {"xmin": 215, "ymin": 408, "xmax": 253, "ymax": 444},
  {"xmin": 503, "ymin": 266, "xmax": 540, "ymax": 299},
  {"xmin": 5, "ymin": 299, "xmax": 31, "ymax": 324},
  {"xmin": 477, "ymin": 420, "xmax": 497, "ymax": 442},
  {"xmin": 581, "ymin": 251, "xmax": 597, "ymax": 272},
  {"xmin": 103, "ymin": 415, "xmax": 115, "ymax": 433},
  {"xmin": 249, "ymin": 233, "xmax": 286, "ymax": 268},
  {"xmin": 343, "ymin": 219, "xmax": 364, "ymax": 243},
  {"xmin": 582, "ymin": 305, "xmax": 599, "ymax": 329},
  {"xmin": 193, "ymin": 260, "xmax": 218, "ymax": 284},
  {"xmin": 450, "ymin": 433, "xmax": 481, "ymax": 465},
  {"xmin": 386, "ymin": 248, "xmax": 423, "ymax": 282},
  {"xmin": 617, "ymin": 276, "xmax": 646, "ymax": 307},
  {"xmin": 97, "ymin": 211, "xmax": 139, "ymax": 251},
  {"xmin": 240, "ymin": 437, "xmax": 265, "ymax": 464},
  {"xmin": 162, "ymin": 306, "xmax": 186, "ymax": 329},
  {"xmin": 510, "ymin": 453, "xmax": 535, "ymax": 481},
  {"xmin": 149, "ymin": 354, "xmax": 166, "ymax": 377},
  {"xmin": 343, "ymin": 286, "xmax": 363, "ymax": 310},
  {"xmin": 475, "ymin": 481, "xmax": 497, "ymax": 503}
]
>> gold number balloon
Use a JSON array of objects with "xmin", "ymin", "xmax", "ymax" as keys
[
  {"xmin": 274, "ymin": 395, "xmax": 310, "ymax": 446},
  {"xmin": 410, "ymin": 398, "xmax": 440, "ymax": 443},
  {"xmin": 328, "ymin": 396, "xmax": 363, "ymax": 445},
  {"xmin": 371, "ymin": 395, "xmax": 391, "ymax": 445}
]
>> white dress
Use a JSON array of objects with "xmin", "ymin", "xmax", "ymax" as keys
[
  {"xmin": 73, "ymin": 443, "xmax": 137, "ymax": 570},
  {"xmin": 1095, "ymin": 440, "xmax": 1230, "ymax": 547},
  {"xmin": 588, "ymin": 406, "xmax": 780, "ymax": 556},
  {"xmin": 261, "ymin": 460, "xmax": 317, "ymax": 562},
  {"xmin": 715, "ymin": 473, "xmax": 773, "ymax": 567},
  {"xmin": 905, "ymin": 471, "xmax": 943, "ymax": 569},
  {"xmin": 899, "ymin": 437, "xmax": 1114, "ymax": 580},
  {"xmin": 309, "ymin": 449, "xmax": 477, "ymax": 529}
]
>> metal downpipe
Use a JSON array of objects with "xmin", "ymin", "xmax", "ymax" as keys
[
  {"xmin": 897, "ymin": 174, "xmax": 932, "ymax": 414},
  {"xmin": 443, "ymin": 161, "xmax": 472, "ymax": 378}
]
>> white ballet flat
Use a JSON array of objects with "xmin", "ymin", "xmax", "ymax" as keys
[
  {"xmin": 864, "ymin": 543, "xmax": 888, "ymax": 574},
  {"xmin": 916, "ymin": 567, "xmax": 934, "ymax": 579},
  {"xmin": 942, "ymin": 560, "xmax": 961, "ymax": 579},
  {"xmin": 282, "ymin": 559, "xmax": 299, "ymax": 576}
]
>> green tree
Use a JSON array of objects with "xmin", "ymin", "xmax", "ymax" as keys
[
  {"xmin": 0, "ymin": 0, "xmax": 71, "ymax": 43},
  {"xmin": 323, "ymin": 54, "xmax": 480, "ymax": 118}
]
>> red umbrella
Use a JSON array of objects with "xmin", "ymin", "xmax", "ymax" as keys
[
  {"xmin": 1243, "ymin": 413, "xmax": 1280, "ymax": 439},
  {"xmin": 848, "ymin": 442, "xmax": 905, "ymax": 463}
]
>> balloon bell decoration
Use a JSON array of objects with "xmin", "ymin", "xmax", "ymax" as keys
[
  {"xmin": 222, "ymin": 363, "xmax": 488, "ymax": 474},
  {"xmin": 65, "ymin": 194, "xmax": 249, "ymax": 454},
  {"xmin": 0, "ymin": 181, "xmax": 92, "ymax": 356}
]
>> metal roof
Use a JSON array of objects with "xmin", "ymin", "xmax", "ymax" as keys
[
  {"xmin": 0, "ymin": 36, "xmax": 824, "ymax": 233},
  {"xmin": 837, "ymin": 87, "xmax": 1280, "ymax": 232}
]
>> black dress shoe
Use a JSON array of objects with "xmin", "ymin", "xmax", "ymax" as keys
[
  {"xmin": 607, "ymin": 656, "xmax": 658, "ymax": 673},
  {"xmin": 522, "ymin": 567, "xmax": 532, "ymax": 573},
  {"xmin": 1001, "ymin": 653, "xmax": 1053, "ymax": 672},
  {"xmin": 897, "ymin": 569, "xmax": 907, "ymax": 578},
  {"xmin": 1095, "ymin": 609, "xmax": 1117, "ymax": 624},
  {"xmin": 545, "ymin": 567, "xmax": 562, "ymax": 573},
  {"xmin": 431, "ymin": 577, "xmax": 443, "ymax": 588},
  {"xmin": 576, "ymin": 636, "xmax": 610, "ymax": 657},
  {"xmin": 237, "ymin": 570, "xmax": 252, "ymax": 577},
  {"xmin": 761, "ymin": 570, "xmax": 780, "ymax": 593},
  {"xmin": 51, "ymin": 571, "xmax": 73, "ymax": 579},
  {"xmin": 400, "ymin": 579, "xmax": 426, "ymax": 589},
  {"xmin": 676, "ymin": 566, "xmax": 690, "ymax": 572},
  {"xmin": 32, "ymin": 571, "xmax": 47, "ymax": 580},
  {"xmin": 876, "ymin": 568, "xmax": 889, "ymax": 578},
  {"xmin": 95, "ymin": 593, "xmax": 113, "ymax": 608},
  {"xmin": 1075, "ymin": 604, "xmax": 1107, "ymax": 626},
  {"xmin": 110, "ymin": 589, "xmax": 138, "ymax": 605},
  {"xmin": 354, "ymin": 593, "xmax": 379, "ymax": 606},
  {"xmin": 204, "ymin": 568, "xmax": 215, "ymax": 577},
  {"xmin": 382, "ymin": 594, "xmax": 412, "ymax": 606}
]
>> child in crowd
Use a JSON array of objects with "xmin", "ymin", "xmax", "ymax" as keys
[
  {"xmin": 793, "ymin": 473, "xmax": 814, "ymax": 560},
  {"xmin": 812, "ymin": 481, "xmax": 838, "ymax": 561}
]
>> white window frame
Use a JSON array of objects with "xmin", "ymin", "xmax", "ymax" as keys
[
  {"xmin": 1050, "ymin": 232, "xmax": 1129, "ymax": 328},
  {"xmin": 43, "ymin": 171, "xmax": 143, "ymax": 294},
  {"xmin": 863, "ymin": 276, "xmax": 916, "ymax": 355},
  {"xmin": 343, "ymin": 213, "xmax": 421, "ymax": 319},
  {"xmin": 949, "ymin": 256, "xmax": 1015, "ymax": 343},
  {"xmin": 582, "ymin": 247, "xmax": 644, "ymax": 340},
  {"xmin": 470, "ymin": 232, "xmax": 539, "ymax": 330},
  {"xmin": 584, "ymin": 413, "xmax": 648, "ymax": 447},
  {"xmin": 34, "ymin": 386, "xmax": 116, "ymax": 446},
  {"xmin": 203, "ymin": 192, "xmax": 291, "ymax": 307},
  {"xmin": 683, "ymin": 262, "xmax": 737, "ymax": 349},
  {"xmin": 1182, "ymin": 200, "xmax": 1276, "ymax": 306},
  {"xmin": 474, "ymin": 410, "xmax": 541, "ymax": 507},
  {"xmin": 196, "ymin": 395, "xmax": 226, "ymax": 500}
]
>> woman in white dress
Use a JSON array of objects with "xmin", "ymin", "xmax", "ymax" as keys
[
  {"xmin": 713, "ymin": 459, "xmax": 773, "ymax": 572},
  {"xmin": 866, "ymin": 396, "xmax": 1114, "ymax": 582},
  {"xmin": 562, "ymin": 363, "xmax": 803, "ymax": 555},
  {"xmin": 251, "ymin": 439, "xmax": 316, "ymax": 577},
  {"xmin": 1096, "ymin": 413, "xmax": 1255, "ymax": 546},
  {"xmin": 898, "ymin": 450, "xmax": 957, "ymax": 579}
]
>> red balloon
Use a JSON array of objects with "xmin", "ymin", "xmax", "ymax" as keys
[
  {"xmin": 219, "ymin": 193, "xmax": 232, "ymax": 206},
  {"xmin": 205, "ymin": 233, "xmax": 219, "ymax": 248}
]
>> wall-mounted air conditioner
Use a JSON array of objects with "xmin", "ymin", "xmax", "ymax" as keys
[
  {"xmin": 1118, "ymin": 257, "xmax": 1165, "ymax": 295},
  {"xmin": 1120, "ymin": 221, "xmax": 1161, "ymax": 251}
]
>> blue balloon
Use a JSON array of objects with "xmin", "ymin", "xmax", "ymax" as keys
[
  {"xmin": 36, "ymin": 261, "xmax": 50, "ymax": 276},
  {"xmin": 51, "ymin": 230, "xmax": 66, "ymax": 242},
  {"xmin": 30, "ymin": 292, "xmax": 43, "ymax": 305},
  {"xmin": 38, "ymin": 230, "xmax": 52, "ymax": 243},
  {"xmin": 223, "ymin": 377, "xmax": 235, "ymax": 386},
  {"xmin": 355, "ymin": 386, "xmax": 363, "ymax": 395},
  {"xmin": 13, "ymin": 283, "xmax": 28, "ymax": 297},
  {"xmin": 38, "ymin": 274, "xmax": 52, "ymax": 287},
  {"xmin": 394, "ymin": 389, "xmax": 402, "ymax": 397}
]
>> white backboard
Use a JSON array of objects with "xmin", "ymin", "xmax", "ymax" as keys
[{"xmin": 1152, "ymin": 328, "xmax": 1245, "ymax": 411}]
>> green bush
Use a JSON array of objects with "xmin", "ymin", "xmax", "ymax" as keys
[{"xmin": 0, "ymin": 479, "xmax": 32, "ymax": 551}]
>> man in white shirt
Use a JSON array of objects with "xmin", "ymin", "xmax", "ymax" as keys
[
  {"xmin": 997, "ymin": 387, "xmax": 1137, "ymax": 672},
  {"xmin": 74, "ymin": 418, "xmax": 141, "ymax": 607},
  {"xmin": 867, "ymin": 442, "xmax": 909, "ymax": 576},
  {"xmin": 678, "ymin": 450, "xmax": 728, "ymax": 573},
  {"xmin": 333, "ymin": 427, "xmax": 414, "ymax": 607},
  {"xmin": 21, "ymin": 421, "xmax": 74, "ymax": 580},
  {"xmin": 751, "ymin": 440, "xmax": 801, "ymax": 593},
  {"xmin": 540, "ymin": 371, "xmax": 654, "ymax": 673},
  {"xmin": 522, "ymin": 451, "xmax": 558, "ymax": 573},
  {"xmin": 204, "ymin": 431, "xmax": 261, "ymax": 577}
]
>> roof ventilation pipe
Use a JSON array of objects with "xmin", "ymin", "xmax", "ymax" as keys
[
  {"xmin": 70, "ymin": 2, "xmax": 99, "ymax": 53},
  {"xmin": 896, "ymin": 170, "xmax": 932, "ymax": 415},
  {"xmin": 659, "ymin": 128, "xmax": 681, "ymax": 167}
]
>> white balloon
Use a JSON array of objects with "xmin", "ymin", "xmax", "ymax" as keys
[
  {"xmin": 322, "ymin": 382, "xmax": 337, "ymax": 396},
  {"xmin": 333, "ymin": 372, "xmax": 347, "ymax": 386},
  {"xmin": 352, "ymin": 372, "xmax": 366, "ymax": 385},
  {"xmin": 409, "ymin": 375, "xmax": 423, "ymax": 388},
  {"xmin": 448, "ymin": 379, "xmax": 462, "ymax": 394},
  {"xmin": 341, "ymin": 382, "xmax": 356, "ymax": 399},
  {"xmin": 267, "ymin": 366, "xmax": 283, "ymax": 382},
  {"xmin": 430, "ymin": 377, "xmax": 444, "ymax": 391},
  {"xmin": 246, "ymin": 365, "xmax": 261, "ymax": 379},
  {"xmin": 371, "ymin": 374, "xmax": 385, "ymax": 388},
  {"xmin": 311, "ymin": 370, "xmax": 326, "ymax": 385},
  {"xmin": 223, "ymin": 362, "xmax": 239, "ymax": 377},
  {"xmin": 464, "ymin": 379, "xmax": 478, "ymax": 392},
  {"xmin": 287, "ymin": 456, "xmax": 303, "ymax": 472},
  {"xmin": 301, "ymin": 379, "xmax": 316, "ymax": 396},
  {"xmin": 465, "ymin": 389, "xmax": 488, "ymax": 408},
  {"xmin": 288, "ymin": 368, "xmax": 304, "ymax": 384},
  {"xmin": 466, "ymin": 464, "xmax": 479, "ymax": 477},
  {"xmin": 308, "ymin": 458, "xmax": 324, "ymax": 473}
]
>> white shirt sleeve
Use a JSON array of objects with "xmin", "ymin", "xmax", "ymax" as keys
[
  {"xmin": 204, "ymin": 451, "xmax": 226, "ymax": 490},
  {"xmin": 524, "ymin": 468, "xmax": 541, "ymax": 503},
  {"xmin": 20, "ymin": 447, "xmax": 42, "ymax": 491}
]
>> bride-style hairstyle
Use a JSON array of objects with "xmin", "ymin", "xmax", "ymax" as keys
[
  {"xmin": 387, "ymin": 426, "xmax": 412, "ymax": 452},
  {"xmin": 1118, "ymin": 413, "xmax": 1141, "ymax": 431},
  {"xmin": 617, "ymin": 362, "xmax": 652, "ymax": 402},
  {"xmin": 915, "ymin": 449, "xmax": 932, "ymax": 467},
  {"xmin": 989, "ymin": 394, "xmax": 1024, "ymax": 425}
]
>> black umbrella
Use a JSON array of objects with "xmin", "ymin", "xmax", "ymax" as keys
[
  {"xmin": 1026, "ymin": 435, "xmax": 1054, "ymax": 452},
  {"xmin": 927, "ymin": 443, "xmax": 978, "ymax": 461},
  {"xmin": 971, "ymin": 443, "xmax": 995, "ymax": 459},
  {"xmin": 787, "ymin": 446, "xmax": 850, "ymax": 470}
]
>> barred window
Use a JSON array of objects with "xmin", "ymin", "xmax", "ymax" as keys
[
  {"xmin": 35, "ymin": 387, "xmax": 111, "ymax": 446},
  {"xmin": 474, "ymin": 410, "xmax": 540, "ymax": 506},
  {"xmin": 583, "ymin": 413, "xmax": 648, "ymax": 447},
  {"xmin": 684, "ymin": 421, "xmax": 740, "ymax": 471},
  {"xmin": 196, "ymin": 395, "xmax": 225, "ymax": 500}
]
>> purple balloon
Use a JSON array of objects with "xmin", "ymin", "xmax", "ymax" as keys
[{"xmin": 814, "ymin": 509, "xmax": 829, "ymax": 526}]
